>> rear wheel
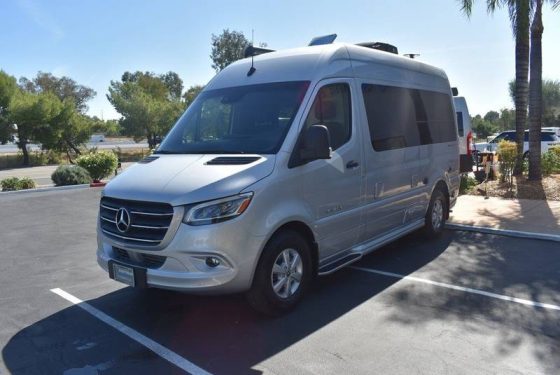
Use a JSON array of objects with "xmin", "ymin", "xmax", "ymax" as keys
[
  {"xmin": 246, "ymin": 230, "xmax": 312, "ymax": 316},
  {"xmin": 424, "ymin": 189, "xmax": 447, "ymax": 238}
]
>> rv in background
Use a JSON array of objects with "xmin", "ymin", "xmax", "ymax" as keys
[{"xmin": 453, "ymin": 97, "xmax": 474, "ymax": 173}]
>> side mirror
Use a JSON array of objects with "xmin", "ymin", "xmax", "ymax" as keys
[{"xmin": 300, "ymin": 125, "xmax": 331, "ymax": 161}]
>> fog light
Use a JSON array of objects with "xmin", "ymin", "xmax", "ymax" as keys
[{"xmin": 205, "ymin": 257, "xmax": 221, "ymax": 268}]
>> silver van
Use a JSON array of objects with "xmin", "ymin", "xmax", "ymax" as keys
[{"xmin": 97, "ymin": 41, "xmax": 460, "ymax": 314}]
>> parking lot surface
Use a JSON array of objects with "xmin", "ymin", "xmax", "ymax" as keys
[{"xmin": 1, "ymin": 188, "xmax": 559, "ymax": 374}]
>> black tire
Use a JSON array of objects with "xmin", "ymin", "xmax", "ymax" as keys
[
  {"xmin": 424, "ymin": 189, "xmax": 447, "ymax": 238},
  {"xmin": 523, "ymin": 151, "xmax": 529, "ymax": 160},
  {"xmin": 246, "ymin": 230, "xmax": 312, "ymax": 316}
]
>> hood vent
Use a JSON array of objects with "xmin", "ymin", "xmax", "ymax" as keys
[
  {"xmin": 138, "ymin": 156, "xmax": 159, "ymax": 164},
  {"xmin": 206, "ymin": 156, "xmax": 261, "ymax": 165}
]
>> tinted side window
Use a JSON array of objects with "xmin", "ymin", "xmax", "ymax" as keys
[
  {"xmin": 362, "ymin": 84, "xmax": 456, "ymax": 151},
  {"xmin": 304, "ymin": 83, "xmax": 351, "ymax": 151},
  {"xmin": 457, "ymin": 112, "xmax": 464, "ymax": 137},
  {"xmin": 541, "ymin": 132, "xmax": 557, "ymax": 141}
]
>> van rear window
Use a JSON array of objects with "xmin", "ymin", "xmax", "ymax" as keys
[
  {"xmin": 362, "ymin": 84, "xmax": 456, "ymax": 151},
  {"xmin": 456, "ymin": 112, "xmax": 464, "ymax": 137}
]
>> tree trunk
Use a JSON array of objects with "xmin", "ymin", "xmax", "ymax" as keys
[
  {"xmin": 528, "ymin": 0, "xmax": 543, "ymax": 181},
  {"xmin": 513, "ymin": 0, "xmax": 530, "ymax": 176},
  {"xmin": 147, "ymin": 133, "xmax": 156, "ymax": 149},
  {"xmin": 18, "ymin": 140, "xmax": 30, "ymax": 166}
]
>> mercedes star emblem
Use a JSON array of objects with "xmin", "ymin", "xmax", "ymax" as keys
[{"xmin": 115, "ymin": 207, "xmax": 131, "ymax": 233}]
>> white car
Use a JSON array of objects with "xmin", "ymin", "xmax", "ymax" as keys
[{"xmin": 474, "ymin": 130, "xmax": 560, "ymax": 158}]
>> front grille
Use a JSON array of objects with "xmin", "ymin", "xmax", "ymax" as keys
[
  {"xmin": 100, "ymin": 197, "xmax": 174, "ymax": 247},
  {"xmin": 113, "ymin": 247, "xmax": 166, "ymax": 269}
]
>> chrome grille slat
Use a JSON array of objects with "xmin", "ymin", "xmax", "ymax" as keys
[
  {"xmin": 130, "ymin": 211, "xmax": 173, "ymax": 216},
  {"xmin": 101, "ymin": 204, "xmax": 118, "ymax": 211},
  {"xmin": 102, "ymin": 229, "xmax": 161, "ymax": 243},
  {"xmin": 130, "ymin": 224, "xmax": 169, "ymax": 230},
  {"xmin": 100, "ymin": 197, "xmax": 174, "ymax": 247},
  {"xmin": 100, "ymin": 216, "xmax": 116, "ymax": 224}
]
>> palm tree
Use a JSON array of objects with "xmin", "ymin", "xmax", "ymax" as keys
[
  {"xmin": 460, "ymin": 0, "xmax": 530, "ymax": 175},
  {"xmin": 527, "ymin": 0, "xmax": 559, "ymax": 180},
  {"xmin": 527, "ymin": 0, "xmax": 543, "ymax": 180}
]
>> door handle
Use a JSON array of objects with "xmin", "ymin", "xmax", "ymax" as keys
[{"xmin": 346, "ymin": 160, "xmax": 360, "ymax": 169}]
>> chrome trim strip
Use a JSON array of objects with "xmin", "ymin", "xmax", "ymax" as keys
[
  {"xmin": 130, "ymin": 211, "xmax": 173, "ymax": 217},
  {"xmin": 101, "ymin": 204, "xmax": 118, "ymax": 211},
  {"xmin": 101, "ymin": 229, "xmax": 161, "ymax": 243},
  {"xmin": 130, "ymin": 224, "xmax": 169, "ymax": 230},
  {"xmin": 100, "ymin": 216, "xmax": 116, "ymax": 224}
]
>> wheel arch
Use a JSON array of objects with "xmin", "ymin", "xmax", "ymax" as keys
[{"xmin": 251, "ymin": 220, "xmax": 319, "ymax": 285}]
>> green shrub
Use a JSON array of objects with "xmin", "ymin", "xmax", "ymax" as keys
[
  {"xmin": 1, "ymin": 176, "xmax": 36, "ymax": 191},
  {"xmin": 76, "ymin": 151, "xmax": 118, "ymax": 182},
  {"xmin": 51, "ymin": 165, "xmax": 92, "ymax": 186},
  {"xmin": 1, "ymin": 177, "xmax": 21, "ymax": 191},
  {"xmin": 497, "ymin": 140, "xmax": 517, "ymax": 185},
  {"xmin": 459, "ymin": 175, "xmax": 477, "ymax": 195},
  {"xmin": 17, "ymin": 177, "xmax": 36, "ymax": 190},
  {"xmin": 541, "ymin": 149, "xmax": 560, "ymax": 176}
]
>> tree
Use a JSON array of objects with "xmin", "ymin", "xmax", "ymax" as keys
[
  {"xmin": 460, "ymin": 0, "xmax": 530, "ymax": 175},
  {"xmin": 182, "ymin": 85, "xmax": 205, "ymax": 107},
  {"xmin": 510, "ymin": 79, "xmax": 560, "ymax": 127},
  {"xmin": 499, "ymin": 108, "xmax": 516, "ymax": 131},
  {"xmin": 527, "ymin": 0, "xmax": 559, "ymax": 180},
  {"xmin": 210, "ymin": 29, "xmax": 250, "ymax": 72},
  {"xmin": 9, "ymin": 91, "xmax": 62, "ymax": 166},
  {"xmin": 484, "ymin": 110, "xmax": 500, "ymax": 123},
  {"xmin": 0, "ymin": 71, "xmax": 18, "ymax": 144},
  {"xmin": 107, "ymin": 71, "xmax": 185, "ymax": 148},
  {"xmin": 19, "ymin": 72, "xmax": 96, "ymax": 113},
  {"xmin": 472, "ymin": 115, "xmax": 499, "ymax": 138}
]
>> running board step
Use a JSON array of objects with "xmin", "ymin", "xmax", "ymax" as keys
[{"xmin": 318, "ymin": 253, "xmax": 362, "ymax": 275}]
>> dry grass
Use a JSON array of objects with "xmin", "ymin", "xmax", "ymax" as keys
[{"xmin": 468, "ymin": 174, "xmax": 560, "ymax": 200}]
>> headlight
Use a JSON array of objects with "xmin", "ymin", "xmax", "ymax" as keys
[{"xmin": 183, "ymin": 193, "xmax": 253, "ymax": 226}]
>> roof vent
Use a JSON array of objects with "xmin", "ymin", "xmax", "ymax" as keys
[
  {"xmin": 356, "ymin": 42, "xmax": 398, "ymax": 55},
  {"xmin": 138, "ymin": 156, "xmax": 159, "ymax": 164},
  {"xmin": 206, "ymin": 156, "xmax": 261, "ymax": 165}
]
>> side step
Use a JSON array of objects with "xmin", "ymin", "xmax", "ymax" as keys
[{"xmin": 318, "ymin": 253, "xmax": 362, "ymax": 276}]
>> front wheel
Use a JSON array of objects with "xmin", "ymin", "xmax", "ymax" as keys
[
  {"xmin": 424, "ymin": 189, "xmax": 447, "ymax": 238},
  {"xmin": 246, "ymin": 230, "xmax": 312, "ymax": 316}
]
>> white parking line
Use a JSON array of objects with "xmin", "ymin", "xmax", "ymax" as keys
[
  {"xmin": 50, "ymin": 288, "xmax": 213, "ymax": 375},
  {"xmin": 349, "ymin": 267, "xmax": 560, "ymax": 311}
]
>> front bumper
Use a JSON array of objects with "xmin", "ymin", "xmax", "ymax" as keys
[{"xmin": 97, "ymin": 218, "xmax": 267, "ymax": 294}]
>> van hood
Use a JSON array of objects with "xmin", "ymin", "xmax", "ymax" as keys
[{"xmin": 102, "ymin": 154, "xmax": 275, "ymax": 206}]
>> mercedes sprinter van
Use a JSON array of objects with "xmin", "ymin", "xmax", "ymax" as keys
[{"xmin": 97, "ymin": 42, "xmax": 460, "ymax": 314}]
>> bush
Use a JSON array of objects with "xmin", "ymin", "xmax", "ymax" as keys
[
  {"xmin": 459, "ymin": 175, "xmax": 477, "ymax": 195},
  {"xmin": 76, "ymin": 151, "xmax": 118, "ymax": 182},
  {"xmin": 18, "ymin": 177, "xmax": 36, "ymax": 190},
  {"xmin": 497, "ymin": 140, "xmax": 517, "ymax": 185},
  {"xmin": 1, "ymin": 177, "xmax": 21, "ymax": 191},
  {"xmin": 1, "ymin": 176, "xmax": 36, "ymax": 191},
  {"xmin": 51, "ymin": 165, "xmax": 92, "ymax": 186},
  {"xmin": 541, "ymin": 149, "xmax": 560, "ymax": 176}
]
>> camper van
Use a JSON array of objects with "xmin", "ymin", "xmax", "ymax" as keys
[
  {"xmin": 97, "ymin": 40, "xmax": 460, "ymax": 314},
  {"xmin": 453, "ymin": 96, "xmax": 474, "ymax": 172}
]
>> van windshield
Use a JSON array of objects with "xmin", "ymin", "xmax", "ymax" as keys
[{"xmin": 156, "ymin": 81, "xmax": 310, "ymax": 155}]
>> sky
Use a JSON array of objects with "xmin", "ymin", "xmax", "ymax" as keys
[{"xmin": 1, "ymin": 0, "xmax": 559, "ymax": 119}]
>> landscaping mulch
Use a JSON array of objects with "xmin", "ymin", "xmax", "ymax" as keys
[{"xmin": 468, "ymin": 174, "xmax": 560, "ymax": 200}]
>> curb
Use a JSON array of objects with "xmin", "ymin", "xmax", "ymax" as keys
[
  {"xmin": 446, "ymin": 223, "xmax": 560, "ymax": 243},
  {"xmin": 0, "ymin": 184, "xmax": 93, "ymax": 195}
]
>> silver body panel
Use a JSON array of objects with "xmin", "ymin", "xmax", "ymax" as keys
[{"xmin": 97, "ymin": 43, "xmax": 460, "ymax": 293}]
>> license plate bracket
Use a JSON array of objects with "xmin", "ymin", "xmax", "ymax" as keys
[{"xmin": 108, "ymin": 260, "xmax": 147, "ymax": 288}]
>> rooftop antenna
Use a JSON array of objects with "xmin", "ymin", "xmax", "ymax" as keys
[
  {"xmin": 404, "ymin": 53, "xmax": 420, "ymax": 59},
  {"xmin": 247, "ymin": 29, "xmax": 256, "ymax": 76}
]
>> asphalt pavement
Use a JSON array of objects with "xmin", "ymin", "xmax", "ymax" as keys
[{"xmin": 1, "ymin": 188, "xmax": 559, "ymax": 374}]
